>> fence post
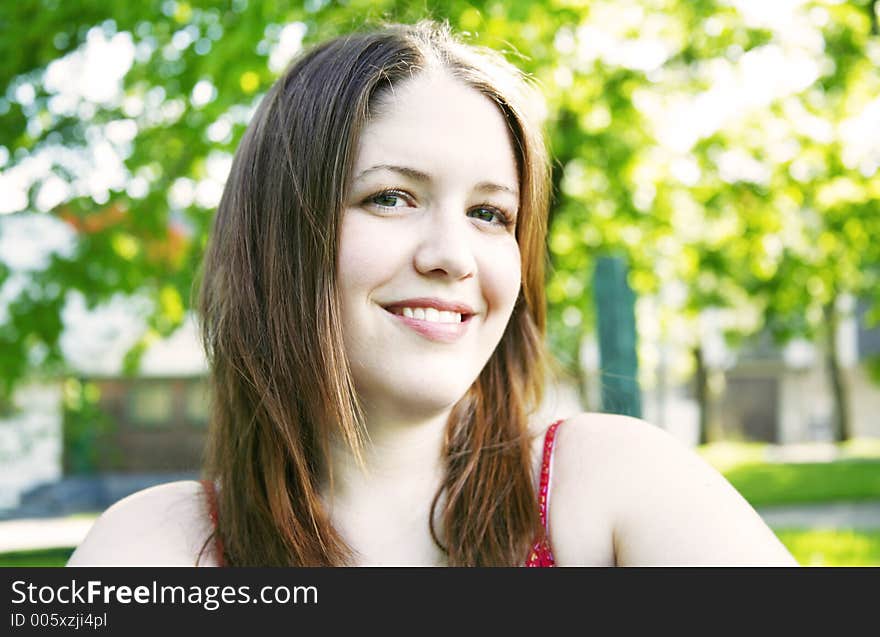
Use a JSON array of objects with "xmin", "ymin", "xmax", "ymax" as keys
[{"xmin": 593, "ymin": 255, "xmax": 642, "ymax": 417}]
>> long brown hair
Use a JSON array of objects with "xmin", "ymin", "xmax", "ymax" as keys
[{"xmin": 197, "ymin": 21, "xmax": 551, "ymax": 566}]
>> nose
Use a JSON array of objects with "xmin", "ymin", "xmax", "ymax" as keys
[{"xmin": 412, "ymin": 206, "xmax": 476, "ymax": 280}]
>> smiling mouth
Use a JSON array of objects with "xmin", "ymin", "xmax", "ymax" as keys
[
  {"xmin": 381, "ymin": 306, "xmax": 475, "ymax": 323},
  {"xmin": 379, "ymin": 305, "xmax": 475, "ymax": 343}
]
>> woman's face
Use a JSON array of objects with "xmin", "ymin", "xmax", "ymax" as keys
[{"xmin": 337, "ymin": 71, "xmax": 522, "ymax": 421}]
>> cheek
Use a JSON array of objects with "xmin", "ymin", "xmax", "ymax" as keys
[
  {"xmin": 336, "ymin": 213, "xmax": 403, "ymax": 301},
  {"xmin": 482, "ymin": 240, "xmax": 522, "ymax": 315}
]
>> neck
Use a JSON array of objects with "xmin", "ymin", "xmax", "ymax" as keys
[{"xmin": 322, "ymin": 404, "xmax": 450, "ymax": 506}]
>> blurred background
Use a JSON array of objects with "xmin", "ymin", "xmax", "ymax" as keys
[{"xmin": 1, "ymin": 0, "xmax": 878, "ymax": 566}]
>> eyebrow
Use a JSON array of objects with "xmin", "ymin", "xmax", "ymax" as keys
[{"xmin": 354, "ymin": 164, "xmax": 519, "ymax": 197}]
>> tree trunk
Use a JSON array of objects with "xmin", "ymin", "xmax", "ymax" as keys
[
  {"xmin": 823, "ymin": 300, "xmax": 852, "ymax": 441},
  {"xmin": 693, "ymin": 345, "xmax": 710, "ymax": 445}
]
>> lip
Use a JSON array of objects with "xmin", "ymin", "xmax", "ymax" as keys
[{"xmin": 380, "ymin": 304, "xmax": 475, "ymax": 344}]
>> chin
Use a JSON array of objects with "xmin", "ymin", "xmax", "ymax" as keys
[{"xmin": 359, "ymin": 377, "xmax": 476, "ymax": 418}]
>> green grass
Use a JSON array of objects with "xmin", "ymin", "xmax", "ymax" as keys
[
  {"xmin": 697, "ymin": 439, "xmax": 880, "ymax": 506},
  {"xmin": 775, "ymin": 528, "xmax": 880, "ymax": 566},
  {"xmin": 721, "ymin": 460, "xmax": 880, "ymax": 506},
  {"xmin": 0, "ymin": 546, "xmax": 74, "ymax": 567}
]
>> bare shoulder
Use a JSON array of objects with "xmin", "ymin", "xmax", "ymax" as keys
[
  {"xmin": 548, "ymin": 413, "xmax": 798, "ymax": 566},
  {"xmin": 552, "ymin": 411, "xmax": 700, "ymax": 470},
  {"xmin": 66, "ymin": 480, "xmax": 218, "ymax": 567}
]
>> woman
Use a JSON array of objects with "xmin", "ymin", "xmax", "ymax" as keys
[{"xmin": 68, "ymin": 22, "xmax": 796, "ymax": 567}]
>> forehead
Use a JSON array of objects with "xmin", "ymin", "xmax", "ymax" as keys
[{"xmin": 353, "ymin": 72, "xmax": 519, "ymax": 188}]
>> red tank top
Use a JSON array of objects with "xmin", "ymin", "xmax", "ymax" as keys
[{"xmin": 202, "ymin": 419, "xmax": 562, "ymax": 567}]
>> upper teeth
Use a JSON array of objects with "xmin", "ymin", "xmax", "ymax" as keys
[{"xmin": 399, "ymin": 307, "xmax": 463, "ymax": 323}]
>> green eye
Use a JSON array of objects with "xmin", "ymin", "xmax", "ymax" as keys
[
  {"xmin": 469, "ymin": 206, "xmax": 514, "ymax": 227},
  {"xmin": 470, "ymin": 207, "xmax": 497, "ymax": 222},
  {"xmin": 371, "ymin": 191, "xmax": 405, "ymax": 207}
]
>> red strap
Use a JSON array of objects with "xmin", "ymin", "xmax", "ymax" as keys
[
  {"xmin": 525, "ymin": 419, "xmax": 564, "ymax": 567},
  {"xmin": 537, "ymin": 419, "xmax": 563, "ymax": 532},
  {"xmin": 201, "ymin": 479, "xmax": 225, "ymax": 566}
]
